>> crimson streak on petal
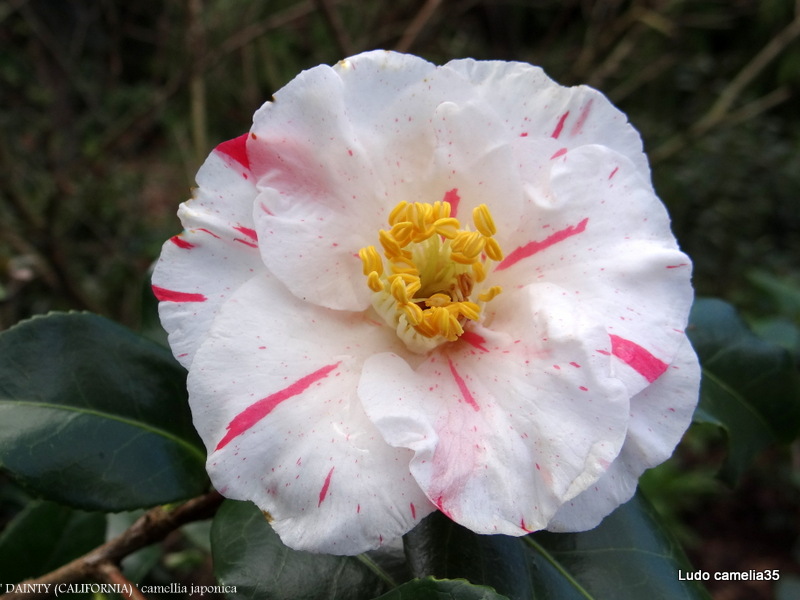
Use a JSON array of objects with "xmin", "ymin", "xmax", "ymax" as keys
[
  {"xmin": 152, "ymin": 285, "xmax": 207, "ymax": 303},
  {"xmin": 551, "ymin": 111, "xmax": 570, "ymax": 139},
  {"xmin": 318, "ymin": 467, "xmax": 335, "ymax": 507},
  {"xmin": 610, "ymin": 335, "xmax": 668, "ymax": 383},
  {"xmin": 443, "ymin": 188, "xmax": 461, "ymax": 218},
  {"xmin": 170, "ymin": 235, "xmax": 195, "ymax": 249},
  {"xmin": 448, "ymin": 358, "xmax": 480, "ymax": 411},
  {"xmin": 215, "ymin": 133, "xmax": 251, "ymax": 170},
  {"xmin": 496, "ymin": 218, "xmax": 589, "ymax": 271},
  {"xmin": 216, "ymin": 362, "xmax": 341, "ymax": 450},
  {"xmin": 461, "ymin": 330, "xmax": 489, "ymax": 353}
]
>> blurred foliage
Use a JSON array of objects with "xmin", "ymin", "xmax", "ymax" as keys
[{"xmin": 1, "ymin": 0, "xmax": 799, "ymax": 330}]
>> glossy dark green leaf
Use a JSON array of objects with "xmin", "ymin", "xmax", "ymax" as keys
[
  {"xmin": 686, "ymin": 298, "xmax": 800, "ymax": 481},
  {"xmin": 404, "ymin": 492, "xmax": 710, "ymax": 600},
  {"xmin": 375, "ymin": 578, "xmax": 508, "ymax": 600},
  {"xmin": 0, "ymin": 312, "xmax": 208, "ymax": 510},
  {"xmin": 211, "ymin": 499, "xmax": 392, "ymax": 600},
  {"xmin": 404, "ymin": 513, "xmax": 530, "ymax": 600},
  {"xmin": 0, "ymin": 500, "xmax": 106, "ymax": 582}
]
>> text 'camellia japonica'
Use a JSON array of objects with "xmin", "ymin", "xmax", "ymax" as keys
[{"xmin": 153, "ymin": 51, "xmax": 700, "ymax": 555}]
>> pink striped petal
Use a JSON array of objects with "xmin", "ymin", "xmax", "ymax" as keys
[
  {"xmin": 491, "ymin": 145, "xmax": 693, "ymax": 397},
  {"xmin": 359, "ymin": 284, "xmax": 630, "ymax": 536},
  {"xmin": 547, "ymin": 338, "xmax": 700, "ymax": 531},
  {"xmin": 152, "ymin": 144, "xmax": 263, "ymax": 368},
  {"xmin": 189, "ymin": 276, "xmax": 433, "ymax": 554}
]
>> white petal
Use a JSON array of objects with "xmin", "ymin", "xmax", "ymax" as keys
[
  {"xmin": 359, "ymin": 283, "xmax": 630, "ymax": 536},
  {"xmin": 443, "ymin": 58, "xmax": 648, "ymax": 173},
  {"xmin": 547, "ymin": 337, "xmax": 701, "ymax": 531},
  {"xmin": 189, "ymin": 276, "xmax": 433, "ymax": 554},
  {"xmin": 429, "ymin": 100, "xmax": 524, "ymax": 231},
  {"xmin": 491, "ymin": 144, "xmax": 693, "ymax": 396},
  {"xmin": 248, "ymin": 50, "xmax": 529, "ymax": 311},
  {"xmin": 152, "ymin": 138, "xmax": 263, "ymax": 367}
]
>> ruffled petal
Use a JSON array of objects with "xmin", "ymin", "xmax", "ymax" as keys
[
  {"xmin": 189, "ymin": 276, "xmax": 433, "ymax": 554},
  {"xmin": 359, "ymin": 283, "xmax": 630, "ymax": 536},
  {"xmin": 249, "ymin": 50, "xmax": 528, "ymax": 311},
  {"xmin": 443, "ymin": 58, "xmax": 648, "ymax": 173},
  {"xmin": 546, "ymin": 337, "xmax": 700, "ymax": 531},
  {"xmin": 152, "ymin": 137, "xmax": 263, "ymax": 368},
  {"xmin": 492, "ymin": 144, "xmax": 693, "ymax": 396},
  {"xmin": 428, "ymin": 100, "xmax": 524, "ymax": 232}
]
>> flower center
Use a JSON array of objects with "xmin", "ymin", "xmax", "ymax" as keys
[{"xmin": 359, "ymin": 200, "xmax": 504, "ymax": 354}]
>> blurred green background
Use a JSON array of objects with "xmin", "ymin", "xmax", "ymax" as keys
[{"xmin": 1, "ymin": 1, "xmax": 799, "ymax": 598}]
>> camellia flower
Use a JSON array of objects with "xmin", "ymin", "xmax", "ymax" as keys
[{"xmin": 153, "ymin": 50, "xmax": 700, "ymax": 555}]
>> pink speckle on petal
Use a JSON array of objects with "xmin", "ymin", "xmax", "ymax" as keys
[
  {"xmin": 610, "ymin": 335, "xmax": 668, "ymax": 383},
  {"xmin": 608, "ymin": 166, "xmax": 619, "ymax": 179},
  {"xmin": 318, "ymin": 467, "xmax": 334, "ymax": 507},
  {"xmin": 410, "ymin": 502, "xmax": 416, "ymax": 519},
  {"xmin": 497, "ymin": 218, "xmax": 589, "ymax": 271},
  {"xmin": 550, "ymin": 148, "xmax": 568, "ymax": 160},
  {"xmin": 216, "ymin": 362, "xmax": 340, "ymax": 450}
]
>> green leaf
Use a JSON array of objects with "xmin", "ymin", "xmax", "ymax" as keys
[
  {"xmin": 404, "ymin": 514, "xmax": 530, "ymax": 600},
  {"xmin": 0, "ymin": 312, "xmax": 208, "ymax": 511},
  {"xmin": 686, "ymin": 298, "xmax": 800, "ymax": 481},
  {"xmin": 0, "ymin": 500, "xmax": 106, "ymax": 582},
  {"xmin": 404, "ymin": 492, "xmax": 710, "ymax": 600},
  {"xmin": 211, "ymin": 499, "xmax": 392, "ymax": 600},
  {"xmin": 375, "ymin": 578, "xmax": 508, "ymax": 600}
]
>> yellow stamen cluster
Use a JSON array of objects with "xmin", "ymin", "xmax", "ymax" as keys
[{"xmin": 359, "ymin": 200, "xmax": 504, "ymax": 348}]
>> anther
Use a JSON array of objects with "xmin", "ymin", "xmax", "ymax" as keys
[
  {"xmin": 388, "ymin": 201, "xmax": 409, "ymax": 226},
  {"xmin": 358, "ymin": 246, "xmax": 383, "ymax": 276},
  {"xmin": 484, "ymin": 237, "xmax": 504, "ymax": 261},
  {"xmin": 478, "ymin": 286, "xmax": 502, "ymax": 302},
  {"xmin": 358, "ymin": 199, "xmax": 505, "ymax": 350},
  {"xmin": 473, "ymin": 204, "xmax": 497, "ymax": 237}
]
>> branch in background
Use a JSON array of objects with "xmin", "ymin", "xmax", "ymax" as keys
[
  {"xmin": 315, "ymin": 0, "xmax": 355, "ymax": 56},
  {"xmin": 651, "ymin": 13, "xmax": 800, "ymax": 163},
  {"xmin": 96, "ymin": 564, "xmax": 149, "ymax": 600},
  {"xmin": 188, "ymin": 0, "xmax": 209, "ymax": 166},
  {"xmin": 0, "ymin": 491, "xmax": 224, "ymax": 600},
  {"xmin": 395, "ymin": 0, "xmax": 442, "ymax": 53}
]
